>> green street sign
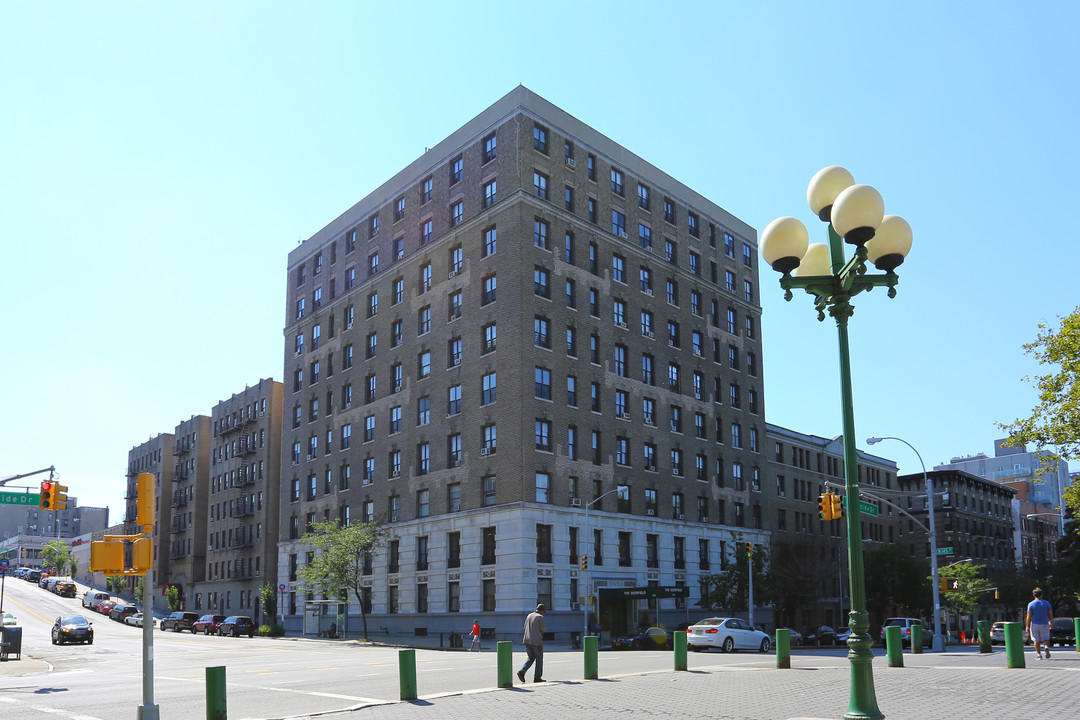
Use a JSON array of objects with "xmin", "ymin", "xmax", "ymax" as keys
[
  {"xmin": 937, "ymin": 547, "xmax": 954, "ymax": 555},
  {"xmin": 858, "ymin": 500, "xmax": 878, "ymax": 516},
  {"xmin": 0, "ymin": 492, "xmax": 39, "ymax": 506}
]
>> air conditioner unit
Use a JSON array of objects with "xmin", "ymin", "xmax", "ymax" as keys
[
  {"xmin": 676, "ymin": 513, "xmax": 685, "ymax": 520},
  {"xmin": 396, "ymin": 250, "xmax": 405, "ymax": 259},
  {"xmin": 394, "ymin": 382, "xmax": 402, "ymax": 392},
  {"xmin": 570, "ymin": 498, "xmax": 582, "ymax": 507},
  {"xmin": 448, "ymin": 271, "xmax": 457, "ymax": 279},
  {"xmin": 643, "ymin": 330, "xmax": 654, "ymax": 338},
  {"xmin": 618, "ymin": 230, "xmax": 628, "ymax": 238},
  {"xmin": 306, "ymin": 453, "xmax": 314, "ymax": 460},
  {"xmin": 449, "ymin": 503, "xmax": 460, "ymax": 512},
  {"xmin": 294, "ymin": 349, "xmax": 302, "ymax": 357},
  {"xmin": 480, "ymin": 447, "xmax": 491, "ymax": 456},
  {"xmin": 452, "ymin": 356, "xmax": 461, "ymax": 366},
  {"xmin": 618, "ymin": 412, "xmax": 630, "ymax": 420},
  {"xmin": 643, "ymin": 414, "xmax": 654, "ymax": 424},
  {"xmin": 616, "ymin": 321, "xmax": 628, "ymax": 329},
  {"xmin": 701, "ymin": 517, "xmax": 710, "ymax": 523},
  {"xmin": 644, "ymin": 288, "xmax": 653, "ymax": 296},
  {"xmin": 565, "ymin": 157, "xmax": 576, "ymax": 168},
  {"xmin": 646, "ymin": 509, "xmax": 656, "ymax": 516}
]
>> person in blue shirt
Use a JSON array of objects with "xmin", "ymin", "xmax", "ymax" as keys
[{"xmin": 1025, "ymin": 587, "xmax": 1054, "ymax": 659}]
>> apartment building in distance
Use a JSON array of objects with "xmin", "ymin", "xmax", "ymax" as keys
[
  {"xmin": 279, "ymin": 86, "xmax": 765, "ymax": 639},
  {"xmin": 126, "ymin": 432, "xmax": 174, "ymax": 611},
  {"xmin": 936, "ymin": 439, "xmax": 1071, "ymax": 516},
  {"xmin": 194, "ymin": 379, "xmax": 283, "ymax": 621},
  {"xmin": 765, "ymin": 424, "xmax": 900, "ymax": 630}
]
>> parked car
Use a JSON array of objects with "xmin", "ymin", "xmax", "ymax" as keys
[
  {"xmin": 53, "ymin": 579, "xmax": 77, "ymax": 598},
  {"xmin": 39, "ymin": 573, "xmax": 54, "ymax": 588},
  {"xmin": 687, "ymin": 617, "xmax": 771, "ymax": 653},
  {"xmin": 1049, "ymin": 618, "xmax": 1074, "ymax": 647},
  {"xmin": 160, "ymin": 611, "xmax": 200, "ymax": 633},
  {"xmin": 109, "ymin": 604, "xmax": 139, "ymax": 622},
  {"xmin": 96, "ymin": 600, "xmax": 117, "ymax": 616},
  {"xmin": 836, "ymin": 627, "xmax": 852, "ymax": 643},
  {"xmin": 775, "ymin": 628, "xmax": 803, "ymax": 647},
  {"xmin": 806, "ymin": 625, "xmax": 839, "ymax": 646},
  {"xmin": 878, "ymin": 618, "xmax": 931, "ymax": 648},
  {"xmin": 612, "ymin": 626, "xmax": 669, "ymax": 650},
  {"xmin": 83, "ymin": 590, "xmax": 110, "ymax": 610},
  {"xmin": 218, "ymin": 616, "xmax": 257, "ymax": 638},
  {"xmin": 25, "ymin": 569, "xmax": 41, "ymax": 583},
  {"xmin": 2, "ymin": 612, "xmax": 17, "ymax": 626},
  {"xmin": 193, "ymin": 614, "xmax": 227, "ymax": 635},
  {"xmin": 126, "ymin": 613, "xmax": 144, "ymax": 628},
  {"xmin": 989, "ymin": 621, "xmax": 1031, "ymax": 645},
  {"xmin": 52, "ymin": 615, "xmax": 94, "ymax": 645}
]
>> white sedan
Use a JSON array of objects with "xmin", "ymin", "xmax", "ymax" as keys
[
  {"xmin": 687, "ymin": 617, "xmax": 771, "ymax": 653},
  {"xmin": 125, "ymin": 613, "xmax": 144, "ymax": 628}
]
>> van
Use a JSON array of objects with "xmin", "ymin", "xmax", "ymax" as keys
[{"xmin": 83, "ymin": 590, "xmax": 110, "ymax": 610}]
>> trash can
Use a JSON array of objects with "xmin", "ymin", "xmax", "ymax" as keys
[{"xmin": 1, "ymin": 626, "xmax": 22, "ymax": 661}]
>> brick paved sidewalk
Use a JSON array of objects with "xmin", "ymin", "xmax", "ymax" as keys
[{"xmin": 287, "ymin": 647, "xmax": 1080, "ymax": 720}]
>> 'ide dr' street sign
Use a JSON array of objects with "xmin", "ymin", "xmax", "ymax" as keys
[{"xmin": 0, "ymin": 492, "xmax": 39, "ymax": 506}]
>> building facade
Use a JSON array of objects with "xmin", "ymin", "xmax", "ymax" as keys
[
  {"xmin": 278, "ymin": 86, "xmax": 764, "ymax": 639},
  {"xmin": 765, "ymin": 424, "xmax": 900, "ymax": 630},
  {"xmin": 936, "ymin": 439, "xmax": 1071, "ymax": 516}
]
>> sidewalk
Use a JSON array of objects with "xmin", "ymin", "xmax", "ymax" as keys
[{"xmin": 291, "ymin": 646, "xmax": 1080, "ymax": 720}]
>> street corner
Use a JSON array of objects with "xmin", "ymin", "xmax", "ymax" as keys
[{"xmin": 0, "ymin": 656, "xmax": 49, "ymax": 678}]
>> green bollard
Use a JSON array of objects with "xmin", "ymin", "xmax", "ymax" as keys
[
  {"xmin": 673, "ymin": 628, "xmax": 687, "ymax": 671},
  {"xmin": 911, "ymin": 625, "xmax": 922, "ymax": 654},
  {"xmin": 584, "ymin": 635, "xmax": 598, "ymax": 680},
  {"xmin": 776, "ymin": 628, "xmax": 790, "ymax": 669},
  {"xmin": 977, "ymin": 620, "xmax": 992, "ymax": 653},
  {"xmin": 1004, "ymin": 621, "xmax": 1025, "ymax": 668},
  {"xmin": 398, "ymin": 649, "xmax": 417, "ymax": 700},
  {"xmin": 497, "ymin": 641, "xmax": 513, "ymax": 688},
  {"xmin": 206, "ymin": 666, "xmax": 227, "ymax": 720},
  {"xmin": 1074, "ymin": 618, "xmax": 1080, "ymax": 652},
  {"xmin": 885, "ymin": 625, "xmax": 903, "ymax": 667}
]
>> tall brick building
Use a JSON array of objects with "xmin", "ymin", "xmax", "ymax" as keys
[{"xmin": 279, "ymin": 87, "xmax": 765, "ymax": 638}]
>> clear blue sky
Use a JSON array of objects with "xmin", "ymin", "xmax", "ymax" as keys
[{"xmin": 3, "ymin": 2, "xmax": 1077, "ymax": 512}]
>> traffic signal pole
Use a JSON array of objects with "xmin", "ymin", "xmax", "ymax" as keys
[{"xmin": 140, "ymin": 562, "xmax": 158, "ymax": 720}]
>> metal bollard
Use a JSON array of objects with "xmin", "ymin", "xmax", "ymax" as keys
[
  {"xmin": 584, "ymin": 635, "xmax": 598, "ymax": 679},
  {"xmin": 776, "ymin": 628, "xmax": 790, "ymax": 669},
  {"xmin": 497, "ymin": 641, "xmax": 513, "ymax": 688},
  {"xmin": 977, "ymin": 620, "xmax": 991, "ymax": 653},
  {"xmin": 673, "ymin": 628, "xmax": 687, "ymax": 671},
  {"xmin": 1004, "ymin": 621, "xmax": 1025, "ymax": 668},
  {"xmin": 911, "ymin": 625, "xmax": 922, "ymax": 654},
  {"xmin": 398, "ymin": 649, "xmax": 417, "ymax": 700},
  {"xmin": 885, "ymin": 626, "xmax": 903, "ymax": 667},
  {"xmin": 1074, "ymin": 618, "xmax": 1080, "ymax": 652},
  {"xmin": 206, "ymin": 666, "xmax": 227, "ymax": 720}
]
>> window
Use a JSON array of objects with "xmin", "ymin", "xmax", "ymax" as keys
[
  {"xmin": 450, "ymin": 155, "xmax": 462, "ymax": 184},
  {"xmin": 663, "ymin": 197, "xmax": 675, "ymax": 223},
  {"xmin": 615, "ymin": 437, "xmax": 629, "ymax": 465},
  {"xmin": 448, "ymin": 291, "xmax": 462, "ymax": 321},
  {"xmin": 589, "ymin": 242, "xmax": 599, "ymax": 274},
  {"xmin": 420, "ymin": 219, "xmax": 432, "ymax": 246},
  {"xmin": 447, "ymin": 384, "xmax": 461, "ymax": 415},
  {"xmin": 534, "ymin": 219, "xmax": 549, "ymax": 249},
  {"xmin": 665, "ymin": 238, "xmax": 677, "ymax": 264},
  {"xmin": 613, "ymin": 298, "xmax": 626, "ymax": 326},
  {"xmin": 482, "ymin": 274, "xmax": 496, "ymax": 305},
  {"xmin": 369, "ymin": 214, "xmax": 379, "ymax": 238},
  {"xmin": 641, "ymin": 309, "xmax": 653, "ymax": 337},
  {"xmin": 450, "ymin": 200, "xmax": 463, "ymax": 227},
  {"xmin": 388, "ymin": 449, "xmax": 401, "ymax": 477},
  {"xmin": 667, "ymin": 321, "xmax": 680, "ymax": 348},
  {"xmin": 589, "ymin": 288, "xmax": 599, "ymax": 316},
  {"xmin": 744, "ymin": 280, "xmax": 753, "ymax": 302},
  {"xmin": 668, "ymin": 362, "xmax": 680, "ymax": 392},
  {"xmin": 535, "ymin": 419, "xmax": 551, "ymax": 452},
  {"xmin": 533, "ymin": 124, "xmax": 548, "ymax": 153},
  {"xmin": 483, "ymin": 133, "xmax": 497, "ymax": 163},
  {"xmin": 418, "ymin": 350, "xmax": 431, "ymax": 378},
  {"xmin": 588, "ymin": 197, "xmax": 597, "ymax": 223},
  {"xmin": 422, "ymin": 176, "xmax": 433, "ymax": 204},
  {"xmin": 614, "ymin": 345, "xmax": 627, "ymax": 377},
  {"xmin": 643, "ymin": 397, "xmax": 656, "ymax": 425},
  {"xmin": 534, "ymin": 316, "xmax": 550, "ymax": 349},
  {"xmin": 587, "ymin": 153, "xmax": 596, "ymax": 180},
  {"xmin": 670, "ymin": 404, "xmax": 683, "ymax": 433},
  {"xmin": 612, "ymin": 254, "xmax": 625, "ymax": 283},
  {"xmin": 689, "ymin": 250, "xmax": 700, "ymax": 275},
  {"xmin": 394, "ymin": 196, "xmax": 405, "ymax": 222},
  {"xmin": 483, "ymin": 179, "xmax": 497, "ymax": 208},
  {"xmin": 417, "ymin": 444, "xmax": 431, "ymax": 477},
  {"xmin": 448, "ymin": 434, "xmax": 462, "ymax": 468},
  {"xmin": 363, "ymin": 415, "xmax": 375, "ymax": 442},
  {"xmin": 590, "ymin": 382, "xmax": 601, "ymax": 412},
  {"xmin": 368, "ymin": 252, "xmax": 379, "ymax": 276},
  {"xmin": 390, "ymin": 320, "xmax": 402, "ymax": 348},
  {"xmin": 482, "ymin": 425, "xmax": 497, "ymax": 455},
  {"xmin": 565, "ymin": 326, "xmax": 576, "ymax": 356},
  {"xmin": 671, "ymin": 448, "xmax": 683, "ymax": 476},
  {"xmin": 564, "ymin": 232, "xmax": 575, "ymax": 264},
  {"xmin": 483, "ymin": 226, "xmax": 497, "ymax": 256},
  {"xmin": 534, "ymin": 266, "xmax": 549, "ymax": 298},
  {"xmin": 642, "ymin": 353, "xmax": 654, "ymax": 385},
  {"xmin": 644, "ymin": 443, "xmax": 657, "ymax": 471},
  {"xmin": 688, "ymin": 212, "xmax": 699, "ymax": 237},
  {"xmin": 418, "ymin": 305, "xmax": 431, "ymax": 334},
  {"xmin": 610, "ymin": 167, "xmax": 623, "ymax": 196},
  {"xmin": 639, "ymin": 223, "xmax": 652, "ymax": 251},
  {"xmin": 618, "ymin": 530, "xmax": 632, "ymax": 566},
  {"xmin": 416, "ymin": 395, "xmax": 431, "ymax": 426},
  {"xmin": 565, "ymin": 278, "xmax": 576, "ymax": 308},
  {"xmin": 534, "ymin": 367, "xmax": 551, "ymax": 400},
  {"xmin": 637, "ymin": 183, "xmax": 650, "ymax": 210},
  {"xmin": 393, "ymin": 278, "xmax": 404, "ymax": 304},
  {"xmin": 447, "ymin": 336, "xmax": 462, "ymax": 366},
  {"xmin": 564, "ymin": 185, "xmax": 574, "ymax": 212},
  {"xmin": 567, "ymin": 425, "xmax": 577, "ymax": 459},
  {"xmin": 743, "ymin": 243, "xmax": 753, "ymax": 267},
  {"xmin": 566, "ymin": 375, "xmax": 577, "ymax": 406},
  {"xmin": 365, "ymin": 332, "xmax": 377, "ymax": 359},
  {"xmin": 692, "ymin": 331, "xmax": 703, "ymax": 356},
  {"xmin": 482, "ymin": 323, "xmax": 497, "ymax": 353},
  {"xmin": 533, "ymin": 172, "xmax": 548, "ymax": 200},
  {"xmin": 724, "ymin": 232, "xmax": 735, "ymax": 258},
  {"xmin": 611, "ymin": 209, "xmax": 626, "ymax": 237},
  {"xmin": 417, "ymin": 488, "xmax": 430, "ymax": 516},
  {"xmin": 481, "ymin": 372, "xmax": 497, "ymax": 405},
  {"xmin": 666, "ymin": 279, "xmax": 678, "ymax": 305},
  {"xmin": 590, "ymin": 333, "xmax": 599, "ymax": 363}
]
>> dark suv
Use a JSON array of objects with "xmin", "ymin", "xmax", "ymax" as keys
[
  {"xmin": 160, "ymin": 611, "xmax": 200, "ymax": 633},
  {"xmin": 1050, "ymin": 617, "xmax": 1075, "ymax": 647}
]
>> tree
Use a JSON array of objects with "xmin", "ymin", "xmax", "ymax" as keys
[
  {"xmin": 699, "ymin": 544, "xmax": 769, "ymax": 614},
  {"xmin": 134, "ymin": 577, "xmax": 145, "ymax": 610},
  {"xmin": 764, "ymin": 540, "xmax": 832, "ymax": 628},
  {"xmin": 863, "ymin": 543, "xmax": 931, "ymax": 622},
  {"xmin": 107, "ymin": 574, "xmax": 127, "ymax": 595},
  {"xmin": 166, "ymin": 585, "xmax": 181, "ymax": 611},
  {"xmin": 998, "ymin": 306, "xmax": 1080, "ymax": 517},
  {"xmin": 937, "ymin": 561, "xmax": 993, "ymax": 617},
  {"xmin": 41, "ymin": 540, "xmax": 72, "ymax": 574},
  {"xmin": 298, "ymin": 519, "xmax": 388, "ymax": 640},
  {"xmin": 259, "ymin": 582, "xmax": 278, "ymax": 629},
  {"xmin": 69, "ymin": 555, "xmax": 79, "ymax": 581}
]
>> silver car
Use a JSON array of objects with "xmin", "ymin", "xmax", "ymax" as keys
[{"xmin": 687, "ymin": 617, "xmax": 771, "ymax": 653}]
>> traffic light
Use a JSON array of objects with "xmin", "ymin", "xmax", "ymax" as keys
[
  {"xmin": 39, "ymin": 481, "xmax": 54, "ymax": 509},
  {"xmin": 132, "ymin": 537, "xmax": 153, "ymax": 572},
  {"xmin": 136, "ymin": 472, "xmax": 155, "ymax": 529},
  {"xmin": 90, "ymin": 540, "xmax": 125, "ymax": 575},
  {"xmin": 53, "ymin": 483, "xmax": 69, "ymax": 511},
  {"xmin": 746, "ymin": 542, "xmax": 753, "ymax": 559},
  {"xmin": 818, "ymin": 493, "xmax": 831, "ymax": 521},
  {"xmin": 829, "ymin": 493, "xmax": 843, "ymax": 520},
  {"xmin": 580, "ymin": 554, "xmax": 588, "ymax": 571}
]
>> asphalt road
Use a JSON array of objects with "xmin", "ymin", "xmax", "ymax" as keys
[{"xmin": 0, "ymin": 575, "xmax": 844, "ymax": 720}]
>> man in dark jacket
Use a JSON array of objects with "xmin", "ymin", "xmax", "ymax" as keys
[{"xmin": 517, "ymin": 604, "xmax": 546, "ymax": 683}]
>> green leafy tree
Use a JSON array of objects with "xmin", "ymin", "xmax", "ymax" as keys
[
  {"xmin": 764, "ymin": 540, "xmax": 831, "ymax": 628},
  {"xmin": 69, "ymin": 555, "xmax": 79, "ymax": 580},
  {"xmin": 937, "ymin": 561, "xmax": 993, "ymax": 617},
  {"xmin": 699, "ymin": 544, "xmax": 769, "ymax": 614},
  {"xmin": 166, "ymin": 585, "xmax": 181, "ymax": 611},
  {"xmin": 41, "ymin": 540, "xmax": 72, "ymax": 574},
  {"xmin": 998, "ymin": 306, "xmax": 1080, "ymax": 517},
  {"xmin": 134, "ymin": 577, "xmax": 145, "ymax": 610},
  {"xmin": 864, "ymin": 543, "xmax": 931, "ymax": 622},
  {"xmin": 259, "ymin": 582, "xmax": 278, "ymax": 628},
  {"xmin": 106, "ymin": 574, "xmax": 127, "ymax": 595},
  {"xmin": 298, "ymin": 519, "xmax": 388, "ymax": 640}
]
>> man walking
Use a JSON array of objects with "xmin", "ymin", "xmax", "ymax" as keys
[
  {"xmin": 470, "ymin": 619, "xmax": 483, "ymax": 651},
  {"xmin": 1026, "ymin": 587, "xmax": 1054, "ymax": 659},
  {"xmin": 517, "ymin": 603, "xmax": 546, "ymax": 683}
]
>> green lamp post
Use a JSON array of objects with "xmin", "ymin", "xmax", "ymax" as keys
[{"xmin": 761, "ymin": 166, "xmax": 913, "ymax": 720}]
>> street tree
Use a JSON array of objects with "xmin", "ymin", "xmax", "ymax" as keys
[
  {"xmin": 864, "ymin": 543, "xmax": 931, "ymax": 622},
  {"xmin": 765, "ymin": 540, "xmax": 832, "ymax": 628},
  {"xmin": 699, "ymin": 543, "xmax": 769, "ymax": 614},
  {"xmin": 998, "ymin": 306, "xmax": 1080, "ymax": 517},
  {"xmin": 937, "ymin": 561, "xmax": 994, "ymax": 625},
  {"xmin": 298, "ymin": 519, "xmax": 388, "ymax": 640},
  {"xmin": 41, "ymin": 540, "xmax": 72, "ymax": 574},
  {"xmin": 260, "ymin": 582, "xmax": 279, "ymax": 631}
]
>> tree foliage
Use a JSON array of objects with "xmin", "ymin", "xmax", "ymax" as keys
[
  {"xmin": 260, "ymin": 582, "xmax": 278, "ymax": 626},
  {"xmin": 936, "ymin": 561, "xmax": 993, "ymax": 616},
  {"xmin": 41, "ymin": 540, "xmax": 72, "ymax": 574},
  {"xmin": 864, "ymin": 543, "xmax": 931, "ymax": 620},
  {"xmin": 998, "ymin": 306, "xmax": 1080, "ymax": 517},
  {"xmin": 699, "ymin": 544, "xmax": 769, "ymax": 614},
  {"xmin": 166, "ymin": 585, "xmax": 181, "ymax": 611},
  {"xmin": 298, "ymin": 519, "xmax": 388, "ymax": 640},
  {"xmin": 764, "ymin": 540, "xmax": 834, "ymax": 627}
]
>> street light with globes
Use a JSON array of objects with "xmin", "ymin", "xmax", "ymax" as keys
[{"xmin": 761, "ymin": 166, "xmax": 912, "ymax": 720}]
